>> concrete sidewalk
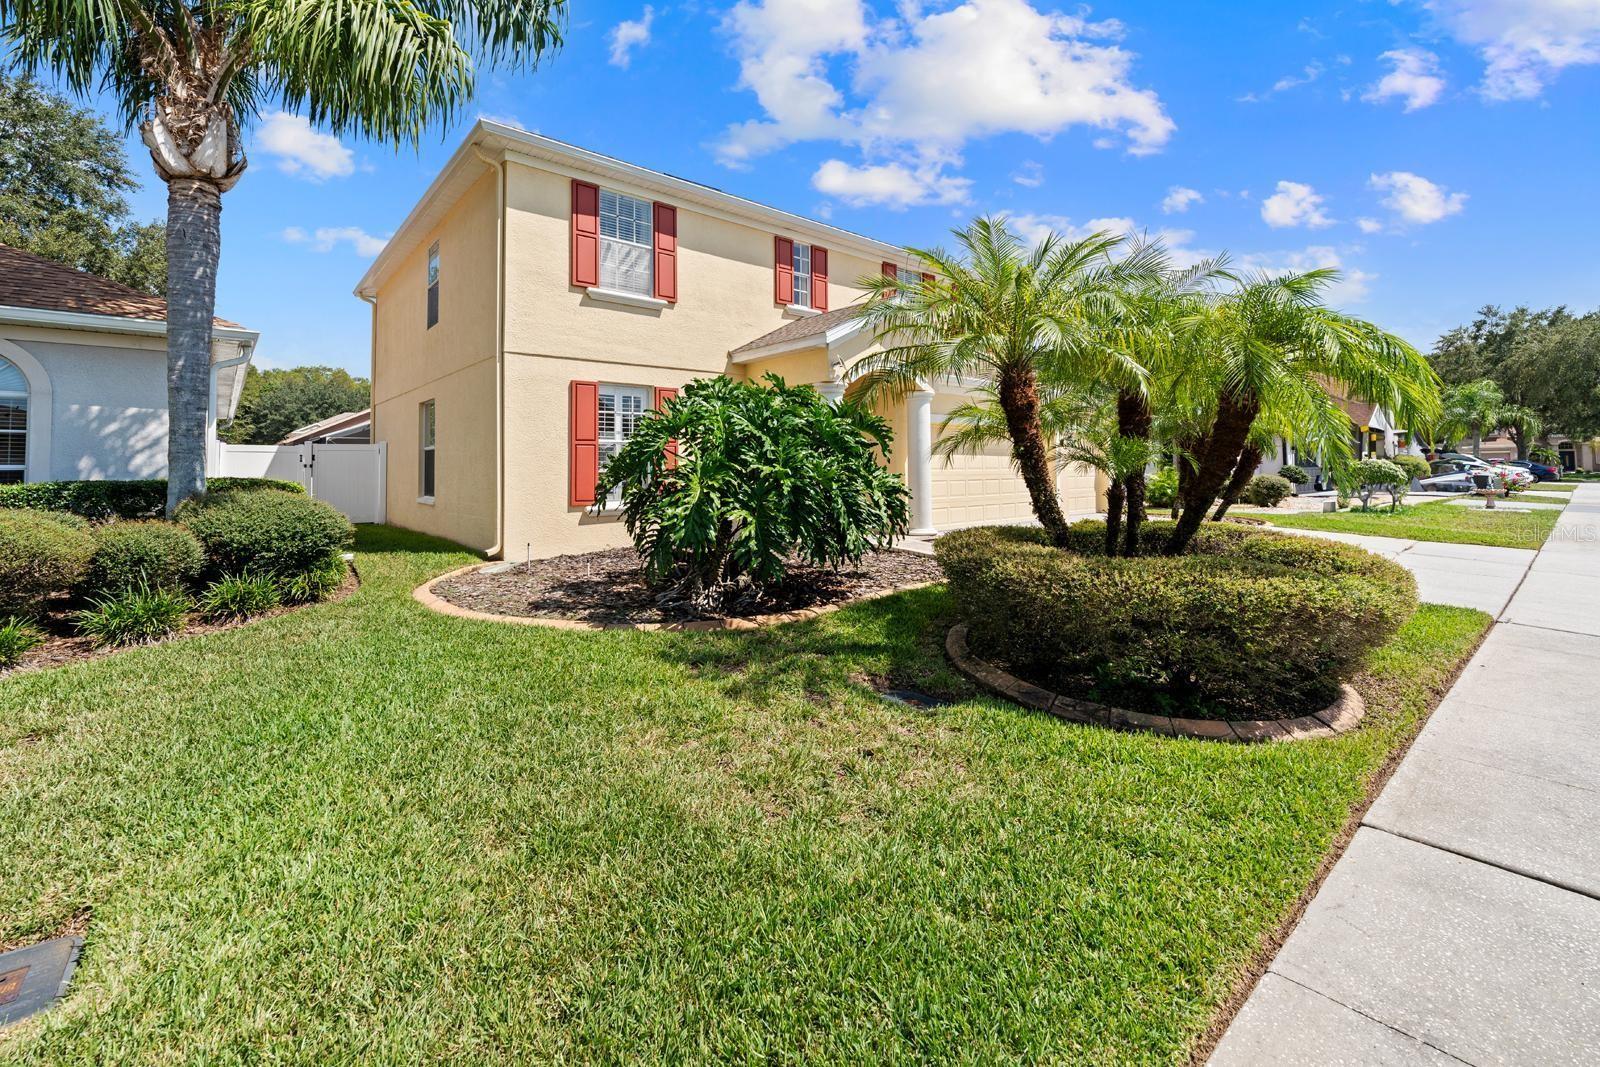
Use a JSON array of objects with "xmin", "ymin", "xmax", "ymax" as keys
[{"xmin": 1212, "ymin": 483, "xmax": 1600, "ymax": 1065}]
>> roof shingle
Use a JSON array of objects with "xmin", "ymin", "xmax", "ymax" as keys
[
  {"xmin": 730, "ymin": 305, "xmax": 863, "ymax": 356},
  {"xmin": 0, "ymin": 243, "xmax": 243, "ymax": 329}
]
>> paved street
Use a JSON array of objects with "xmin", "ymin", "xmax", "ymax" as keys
[{"xmin": 1212, "ymin": 483, "xmax": 1600, "ymax": 1065}]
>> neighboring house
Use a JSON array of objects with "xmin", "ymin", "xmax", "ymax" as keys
[
  {"xmin": 1477, "ymin": 429, "xmax": 1598, "ymax": 470},
  {"xmin": 0, "ymin": 244, "xmax": 258, "ymax": 484},
  {"xmin": 279, "ymin": 409, "xmax": 371, "ymax": 446},
  {"xmin": 356, "ymin": 121, "xmax": 1102, "ymax": 558},
  {"xmin": 1258, "ymin": 391, "xmax": 1423, "ymax": 487}
]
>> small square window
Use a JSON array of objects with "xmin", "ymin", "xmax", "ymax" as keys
[
  {"xmin": 419, "ymin": 400, "xmax": 436, "ymax": 499},
  {"xmin": 426, "ymin": 243, "xmax": 440, "ymax": 328}
]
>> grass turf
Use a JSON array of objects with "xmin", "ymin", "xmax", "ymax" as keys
[
  {"xmin": 0, "ymin": 526, "xmax": 1489, "ymax": 1063},
  {"xmin": 1261, "ymin": 497, "xmax": 1561, "ymax": 548}
]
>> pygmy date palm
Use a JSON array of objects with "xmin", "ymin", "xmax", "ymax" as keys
[{"xmin": 1, "ymin": 0, "xmax": 564, "ymax": 512}]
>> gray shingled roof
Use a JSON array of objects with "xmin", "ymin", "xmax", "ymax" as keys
[{"xmin": 730, "ymin": 305, "xmax": 864, "ymax": 356}]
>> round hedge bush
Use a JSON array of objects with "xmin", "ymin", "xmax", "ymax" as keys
[
  {"xmin": 1392, "ymin": 454, "xmax": 1431, "ymax": 484},
  {"xmin": 83, "ymin": 520, "xmax": 205, "ymax": 595},
  {"xmin": 935, "ymin": 522, "xmax": 1418, "ymax": 720},
  {"xmin": 0, "ymin": 508, "xmax": 97, "ymax": 616},
  {"xmin": 176, "ymin": 489, "xmax": 353, "ymax": 581},
  {"xmin": 1243, "ymin": 474, "xmax": 1294, "ymax": 508}
]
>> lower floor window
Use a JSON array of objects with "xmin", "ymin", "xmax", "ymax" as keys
[
  {"xmin": 598, "ymin": 384, "xmax": 650, "ymax": 505},
  {"xmin": 419, "ymin": 399, "xmax": 436, "ymax": 499},
  {"xmin": 0, "ymin": 397, "xmax": 25, "ymax": 483}
]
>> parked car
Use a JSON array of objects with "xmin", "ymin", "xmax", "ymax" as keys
[
  {"xmin": 1422, "ymin": 464, "xmax": 1476, "ymax": 493},
  {"xmin": 1503, "ymin": 458, "xmax": 1561, "ymax": 481},
  {"xmin": 1435, "ymin": 452, "xmax": 1493, "ymax": 469}
]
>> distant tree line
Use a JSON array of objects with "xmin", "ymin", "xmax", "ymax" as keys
[
  {"xmin": 0, "ymin": 73, "xmax": 166, "ymax": 294},
  {"xmin": 221, "ymin": 366, "xmax": 371, "ymax": 445},
  {"xmin": 1430, "ymin": 305, "xmax": 1600, "ymax": 457}
]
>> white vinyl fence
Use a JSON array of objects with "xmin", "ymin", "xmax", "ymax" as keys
[{"xmin": 217, "ymin": 442, "xmax": 387, "ymax": 524}]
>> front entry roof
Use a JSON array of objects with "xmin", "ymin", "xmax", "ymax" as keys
[{"xmin": 730, "ymin": 305, "xmax": 867, "ymax": 362}]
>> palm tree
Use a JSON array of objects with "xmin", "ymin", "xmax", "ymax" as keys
[
  {"xmin": 1438, "ymin": 379, "xmax": 1506, "ymax": 458},
  {"xmin": 1, "ymin": 0, "xmax": 565, "ymax": 513},
  {"xmin": 1497, "ymin": 402, "xmax": 1542, "ymax": 460},
  {"xmin": 1166, "ymin": 270, "xmax": 1439, "ymax": 554},
  {"xmin": 853, "ymin": 217, "xmax": 1150, "ymax": 546}
]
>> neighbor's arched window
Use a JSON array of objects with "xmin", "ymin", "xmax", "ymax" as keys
[{"xmin": 0, "ymin": 355, "xmax": 27, "ymax": 483}]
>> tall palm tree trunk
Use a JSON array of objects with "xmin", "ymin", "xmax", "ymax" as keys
[
  {"xmin": 1211, "ymin": 443, "xmax": 1263, "ymax": 521},
  {"xmin": 997, "ymin": 366, "xmax": 1070, "ymax": 545},
  {"xmin": 1167, "ymin": 390, "xmax": 1260, "ymax": 554},
  {"xmin": 1117, "ymin": 390, "xmax": 1153, "ymax": 556},
  {"xmin": 164, "ymin": 178, "xmax": 223, "ymax": 515},
  {"xmin": 1104, "ymin": 479, "xmax": 1124, "ymax": 555}
]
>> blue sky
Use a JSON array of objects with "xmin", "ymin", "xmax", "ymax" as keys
[{"xmin": 61, "ymin": 0, "xmax": 1600, "ymax": 376}]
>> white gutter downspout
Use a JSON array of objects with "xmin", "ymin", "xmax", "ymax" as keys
[
  {"xmin": 207, "ymin": 341, "xmax": 254, "ymax": 478},
  {"xmin": 472, "ymin": 141, "xmax": 508, "ymax": 559}
]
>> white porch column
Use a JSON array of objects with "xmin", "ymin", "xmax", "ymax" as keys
[
  {"xmin": 815, "ymin": 380, "xmax": 846, "ymax": 404},
  {"xmin": 907, "ymin": 387, "xmax": 936, "ymax": 535}
]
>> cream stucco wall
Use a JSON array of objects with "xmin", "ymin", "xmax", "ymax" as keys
[{"xmin": 370, "ymin": 169, "xmax": 501, "ymax": 550}]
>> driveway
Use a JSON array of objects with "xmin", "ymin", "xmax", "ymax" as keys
[{"xmin": 1211, "ymin": 483, "xmax": 1600, "ymax": 1065}]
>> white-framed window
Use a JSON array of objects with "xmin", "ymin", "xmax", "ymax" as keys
[
  {"xmin": 792, "ymin": 242, "xmax": 813, "ymax": 308},
  {"xmin": 598, "ymin": 383, "xmax": 651, "ymax": 505},
  {"xmin": 419, "ymin": 399, "xmax": 436, "ymax": 500},
  {"xmin": 0, "ymin": 356, "xmax": 27, "ymax": 484},
  {"xmin": 599, "ymin": 189, "xmax": 654, "ymax": 296},
  {"xmin": 426, "ymin": 242, "xmax": 440, "ymax": 328},
  {"xmin": 896, "ymin": 265, "xmax": 923, "ymax": 291}
]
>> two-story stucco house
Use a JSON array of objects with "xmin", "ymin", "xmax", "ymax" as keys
[{"xmin": 357, "ymin": 121, "xmax": 1102, "ymax": 559}]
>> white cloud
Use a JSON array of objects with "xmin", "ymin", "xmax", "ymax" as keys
[
  {"xmin": 1012, "ymin": 160, "xmax": 1046, "ymax": 188},
  {"xmin": 283, "ymin": 226, "xmax": 389, "ymax": 257},
  {"xmin": 719, "ymin": 0, "xmax": 1173, "ymax": 196},
  {"xmin": 256, "ymin": 112, "xmax": 354, "ymax": 181},
  {"xmin": 1006, "ymin": 213, "xmax": 1207, "ymax": 266},
  {"xmin": 1161, "ymin": 186, "xmax": 1204, "ymax": 214},
  {"xmin": 1363, "ymin": 48, "xmax": 1447, "ymax": 110},
  {"xmin": 1261, "ymin": 180, "xmax": 1333, "ymax": 229},
  {"xmin": 1369, "ymin": 170, "xmax": 1468, "ymax": 224},
  {"xmin": 811, "ymin": 159, "xmax": 971, "ymax": 208},
  {"xmin": 1357, "ymin": 216, "xmax": 1385, "ymax": 234},
  {"xmin": 1426, "ymin": 0, "xmax": 1600, "ymax": 99},
  {"xmin": 1240, "ymin": 61, "xmax": 1325, "ymax": 102},
  {"xmin": 1237, "ymin": 245, "xmax": 1375, "ymax": 305},
  {"xmin": 608, "ymin": 6, "xmax": 655, "ymax": 68}
]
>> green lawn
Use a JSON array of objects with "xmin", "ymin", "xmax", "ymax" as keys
[
  {"xmin": 0, "ymin": 526, "xmax": 1489, "ymax": 1063},
  {"xmin": 1261, "ymin": 498, "xmax": 1562, "ymax": 549}
]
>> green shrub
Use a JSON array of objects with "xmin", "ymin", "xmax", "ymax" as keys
[
  {"xmin": 198, "ymin": 574, "xmax": 282, "ymax": 620},
  {"xmin": 596, "ymin": 375, "xmax": 910, "ymax": 608},
  {"xmin": 1391, "ymin": 454, "xmax": 1431, "ymax": 485},
  {"xmin": 1352, "ymin": 458, "xmax": 1408, "ymax": 510},
  {"xmin": 0, "ymin": 616, "xmax": 44, "ymax": 669},
  {"xmin": 74, "ymin": 583, "xmax": 191, "ymax": 646},
  {"xmin": 276, "ymin": 557, "xmax": 346, "ymax": 604},
  {"xmin": 936, "ymin": 522, "xmax": 1417, "ymax": 720},
  {"xmin": 1145, "ymin": 467, "xmax": 1179, "ymax": 508},
  {"xmin": 1243, "ymin": 474, "xmax": 1294, "ymax": 508},
  {"xmin": 1530, "ymin": 445, "xmax": 1560, "ymax": 464},
  {"xmin": 0, "ymin": 477, "xmax": 304, "ymax": 520},
  {"xmin": 82, "ymin": 521, "xmax": 204, "ymax": 596},
  {"xmin": 177, "ymin": 489, "xmax": 353, "ymax": 582},
  {"xmin": 0, "ymin": 509, "xmax": 97, "ymax": 616},
  {"xmin": 1277, "ymin": 464, "xmax": 1308, "ymax": 486}
]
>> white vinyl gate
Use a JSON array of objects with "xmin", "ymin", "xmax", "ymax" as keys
[{"xmin": 216, "ymin": 442, "xmax": 387, "ymax": 523}]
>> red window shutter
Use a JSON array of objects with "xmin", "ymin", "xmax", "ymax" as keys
[
  {"xmin": 921, "ymin": 271, "xmax": 934, "ymax": 291},
  {"xmin": 653, "ymin": 203, "xmax": 677, "ymax": 302},
  {"xmin": 774, "ymin": 236, "xmax": 794, "ymax": 305},
  {"xmin": 812, "ymin": 247, "xmax": 829, "ymax": 311},
  {"xmin": 654, "ymin": 386, "xmax": 679, "ymax": 469},
  {"xmin": 569, "ymin": 380, "xmax": 600, "ymax": 506},
  {"xmin": 571, "ymin": 181, "xmax": 600, "ymax": 288},
  {"xmin": 881, "ymin": 260, "xmax": 898, "ymax": 297}
]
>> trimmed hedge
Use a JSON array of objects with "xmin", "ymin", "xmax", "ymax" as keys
[
  {"xmin": 936, "ymin": 522, "xmax": 1417, "ymax": 720},
  {"xmin": 176, "ymin": 489, "xmax": 352, "ymax": 582},
  {"xmin": 83, "ymin": 521, "xmax": 205, "ymax": 596},
  {"xmin": 0, "ymin": 477, "xmax": 304, "ymax": 520},
  {"xmin": 0, "ymin": 509, "xmax": 97, "ymax": 616},
  {"xmin": 1391, "ymin": 454, "xmax": 1431, "ymax": 484},
  {"xmin": 1243, "ymin": 474, "xmax": 1294, "ymax": 508}
]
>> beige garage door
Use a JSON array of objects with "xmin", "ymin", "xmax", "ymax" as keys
[{"xmin": 932, "ymin": 449, "xmax": 1101, "ymax": 530}]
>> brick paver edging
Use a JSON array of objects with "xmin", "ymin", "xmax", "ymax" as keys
[
  {"xmin": 414, "ymin": 563, "xmax": 937, "ymax": 632},
  {"xmin": 945, "ymin": 623, "xmax": 1364, "ymax": 742}
]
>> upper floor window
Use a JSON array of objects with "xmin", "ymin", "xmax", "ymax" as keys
[
  {"xmin": 792, "ymin": 243, "xmax": 813, "ymax": 309},
  {"xmin": 0, "ymin": 356, "xmax": 26, "ymax": 484},
  {"xmin": 599, "ymin": 189, "xmax": 653, "ymax": 296},
  {"xmin": 426, "ymin": 242, "xmax": 440, "ymax": 328},
  {"xmin": 896, "ymin": 265, "xmax": 922, "ymax": 291}
]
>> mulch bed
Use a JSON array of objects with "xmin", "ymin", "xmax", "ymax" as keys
[
  {"xmin": 3, "ymin": 565, "xmax": 359, "ymax": 677},
  {"xmin": 431, "ymin": 547, "xmax": 944, "ymax": 625}
]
